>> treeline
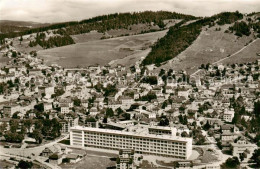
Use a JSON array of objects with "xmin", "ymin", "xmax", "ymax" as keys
[
  {"xmin": 29, "ymin": 32, "xmax": 75, "ymax": 49},
  {"xmin": 214, "ymin": 11, "xmax": 243, "ymax": 25},
  {"xmin": 0, "ymin": 11, "xmax": 197, "ymax": 42},
  {"xmin": 0, "ymin": 25, "xmax": 29, "ymax": 34},
  {"xmin": 229, "ymin": 21, "xmax": 251, "ymax": 36},
  {"xmin": 142, "ymin": 20, "xmax": 202, "ymax": 66},
  {"xmin": 142, "ymin": 11, "xmax": 244, "ymax": 66},
  {"xmin": 64, "ymin": 11, "xmax": 197, "ymax": 34},
  {"xmin": 228, "ymin": 19, "xmax": 260, "ymax": 37}
]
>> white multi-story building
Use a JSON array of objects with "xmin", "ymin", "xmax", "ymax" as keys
[
  {"xmin": 60, "ymin": 103, "xmax": 70, "ymax": 114},
  {"xmin": 70, "ymin": 126, "xmax": 192, "ymax": 159},
  {"xmin": 223, "ymin": 109, "xmax": 235, "ymax": 122}
]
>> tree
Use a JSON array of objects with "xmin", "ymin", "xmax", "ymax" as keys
[
  {"xmin": 17, "ymin": 160, "xmax": 33, "ymax": 169},
  {"xmin": 51, "ymin": 88, "xmax": 65, "ymax": 98},
  {"xmin": 217, "ymin": 141, "xmax": 222, "ymax": 150},
  {"xmin": 178, "ymin": 115, "xmax": 188, "ymax": 125},
  {"xmin": 208, "ymin": 129, "xmax": 214, "ymax": 137},
  {"xmin": 0, "ymin": 83, "xmax": 7, "ymax": 94},
  {"xmin": 85, "ymin": 117, "xmax": 96, "ymax": 123},
  {"xmin": 19, "ymin": 36, "xmax": 23, "ymax": 44},
  {"xmin": 239, "ymin": 152, "xmax": 247, "ymax": 162},
  {"xmin": 203, "ymin": 121, "xmax": 211, "ymax": 131},
  {"xmin": 14, "ymin": 78, "xmax": 20, "ymax": 84},
  {"xmin": 159, "ymin": 116, "xmax": 169, "ymax": 126},
  {"xmin": 103, "ymin": 116, "xmax": 108, "ymax": 123},
  {"xmin": 4, "ymin": 132, "xmax": 24, "ymax": 143},
  {"xmin": 138, "ymin": 92, "xmax": 157, "ymax": 102},
  {"xmin": 32, "ymin": 129, "xmax": 43, "ymax": 144},
  {"xmin": 50, "ymin": 118, "xmax": 62, "ymax": 138},
  {"xmin": 0, "ymin": 122, "xmax": 7, "ymax": 135},
  {"xmin": 104, "ymin": 84, "xmax": 118, "ymax": 97},
  {"xmin": 11, "ymin": 51, "xmax": 17, "ymax": 58},
  {"xmin": 73, "ymin": 98, "xmax": 81, "ymax": 107},
  {"xmin": 251, "ymin": 149, "xmax": 260, "ymax": 167},
  {"xmin": 12, "ymin": 112, "xmax": 20, "ymax": 119},
  {"xmin": 222, "ymin": 157, "xmax": 240, "ymax": 168},
  {"xmin": 7, "ymin": 80, "xmax": 14, "ymax": 88},
  {"xmin": 161, "ymin": 101, "xmax": 168, "ymax": 109},
  {"xmin": 116, "ymin": 107, "xmax": 124, "ymax": 116},
  {"xmin": 40, "ymin": 118, "xmax": 61, "ymax": 139},
  {"xmin": 106, "ymin": 108, "xmax": 114, "ymax": 117},
  {"xmin": 192, "ymin": 128, "xmax": 206, "ymax": 145},
  {"xmin": 41, "ymin": 93, "xmax": 46, "ymax": 98},
  {"xmin": 141, "ymin": 76, "xmax": 157, "ymax": 85},
  {"xmin": 34, "ymin": 103, "xmax": 44, "ymax": 112},
  {"xmin": 253, "ymin": 101, "xmax": 260, "ymax": 117},
  {"xmin": 23, "ymin": 119, "xmax": 33, "ymax": 133},
  {"xmin": 179, "ymin": 106, "xmax": 186, "ymax": 113},
  {"xmin": 159, "ymin": 69, "xmax": 165, "ymax": 76},
  {"xmin": 157, "ymin": 20, "xmax": 165, "ymax": 28},
  {"xmin": 181, "ymin": 131, "xmax": 189, "ymax": 137},
  {"xmin": 122, "ymin": 113, "xmax": 130, "ymax": 120},
  {"xmin": 10, "ymin": 120, "xmax": 19, "ymax": 132}
]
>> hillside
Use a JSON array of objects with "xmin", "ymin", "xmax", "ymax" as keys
[
  {"xmin": 0, "ymin": 20, "xmax": 50, "ymax": 34},
  {"xmin": 157, "ymin": 23, "xmax": 256, "ymax": 74},
  {"xmin": 1, "ymin": 11, "xmax": 259, "ymax": 72},
  {"xmin": 144, "ymin": 11, "xmax": 260, "ymax": 74},
  {"xmin": 1, "ymin": 11, "xmax": 195, "ymax": 68},
  {"xmin": 142, "ymin": 11, "xmax": 246, "ymax": 66},
  {"xmin": 0, "ymin": 11, "xmax": 197, "ymax": 48},
  {"xmin": 38, "ymin": 30, "xmax": 167, "ymax": 68}
]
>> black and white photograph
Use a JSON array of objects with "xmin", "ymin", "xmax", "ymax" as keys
[{"xmin": 0, "ymin": 0, "xmax": 260, "ymax": 168}]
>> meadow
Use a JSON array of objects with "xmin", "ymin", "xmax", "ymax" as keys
[{"xmin": 38, "ymin": 30, "xmax": 167, "ymax": 68}]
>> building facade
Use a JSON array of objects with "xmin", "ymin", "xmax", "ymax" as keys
[{"xmin": 70, "ymin": 126, "xmax": 192, "ymax": 159}]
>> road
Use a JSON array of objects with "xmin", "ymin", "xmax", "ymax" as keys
[
  {"xmin": 0, "ymin": 134, "xmax": 69, "ymax": 169},
  {"xmin": 0, "ymin": 153, "xmax": 54, "ymax": 169}
]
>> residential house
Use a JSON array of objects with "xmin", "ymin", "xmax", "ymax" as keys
[
  {"xmin": 231, "ymin": 137, "xmax": 257, "ymax": 162},
  {"xmin": 60, "ymin": 103, "xmax": 70, "ymax": 114}
]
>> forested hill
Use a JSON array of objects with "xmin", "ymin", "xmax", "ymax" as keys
[
  {"xmin": 0, "ymin": 20, "xmax": 50, "ymax": 34},
  {"xmin": 142, "ymin": 11, "xmax": 260, "ymax": 66},
  {"xmin": 0, "ymin": 11, "xmax": 197, "ymax": 41}
]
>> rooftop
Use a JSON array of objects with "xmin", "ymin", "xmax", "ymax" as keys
[{"xmin": 71, "ymin": 125, "xmax": 192, "ymax": 143}]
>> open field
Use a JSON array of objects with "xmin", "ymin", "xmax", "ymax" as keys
[
  {"xmin": 157, "ymin": 24, "xmax": 256, "ymax": 74},
  {"xmin": 71, "ymin": 22, "xmax": 176, "ymax": 44},
  {"xmin": 110, "ymin": 48, "xmax": 151, "ymax": 68},
  {"xmin": 60, "ymin": 149, "xmax": 117, "ymax": 169},
  {"xmin": 221, "ymin": 38, "xmax": 260, "ymax": 65},
  {"xmin": 13, "ymin": 41, "xmax": 43, "ymax": 54},
  {"xmin": 71, "ymin": 31, "xmax": 103, "ymax": 43},
  {"xmin": 60, "ymin": 154, "xmax": 116, "ymax": 169},
  {"xmin": 38, "ymin": 30, "xmax": 167, "ymax": 68}
]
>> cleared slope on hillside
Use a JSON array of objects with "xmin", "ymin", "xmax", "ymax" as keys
[
  {"xmin": 157, "ymin": 24, "xmax": 255, "ymax": 74},
  {"xmin": 38, "ymin": 30, "xmax": 167, "ymax": 68},
  {"xmin": 221, "ymin": 38, "xmax": 260, "ymax": 65},
  {"xmin": 71, "ymin": 20, "xmax": 182, "ymax": 44},
  {"xmin": 143, "ymin": 12, "xmax": 245, "ymax": 66}
]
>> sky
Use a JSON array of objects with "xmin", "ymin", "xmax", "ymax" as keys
[{"xmin": 0, "ymin": 0, "xmax": 260, "ymax": 23}]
